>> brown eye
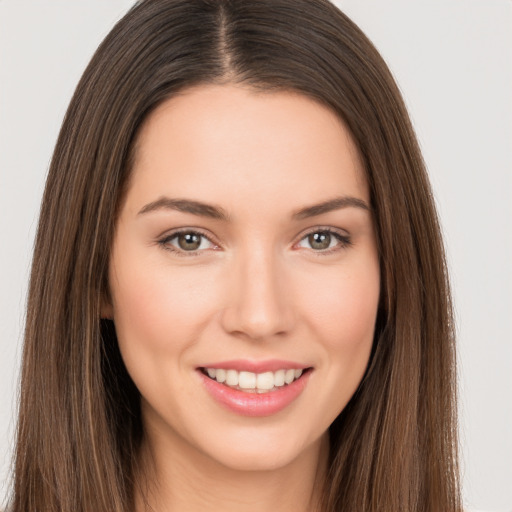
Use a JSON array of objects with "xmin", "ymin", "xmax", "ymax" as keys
[
  {"xmin": 177, "ymin": 232, "xmax": 202, "ymax": 250},
  {"xmin": 159, "ymin": 230, "xmax": 216, "ymax": 254},
  {"xmin": 308, "ymin": 232, "xmax": 332, "ymax": 250},
  {"xmin": 296, "ymin": 229, "xmax": 351, "ymax": 253}
]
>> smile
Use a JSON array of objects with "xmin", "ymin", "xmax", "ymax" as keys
[
  {"xmin": 198, "ymin": 362, "xmax": 312, "ymax": 417},
  {"xmin": 202, "ymin": 367, "xmax": 304, "ymax": 393}
]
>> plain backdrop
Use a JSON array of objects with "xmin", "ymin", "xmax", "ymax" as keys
[{"xmin": 0, "ymin": 1, "xmax": 510, "ymax": 510}]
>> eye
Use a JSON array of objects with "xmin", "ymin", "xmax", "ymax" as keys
[
  {"xmin": 158, "ymin": 230, "xmax": 217, "ymax": 255},
  {"xmin": 296, "ymin": 229, "xmax": 351, "ymax": 253}
]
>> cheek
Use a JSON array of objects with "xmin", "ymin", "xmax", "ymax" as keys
[
  {"xmin": 302, "ymin": 260, "xmax": 380, "ymax": 351},
  {"xmin": 109, "ymin": 247, "xmax": 221, "ymax": 369},
  {"xmin": 109, "ymin": 257, "xmax": 225, "ymax": 421},
  {"xmin": 305, "ymin": 261, "xmax": 380, "ymax": 421}
]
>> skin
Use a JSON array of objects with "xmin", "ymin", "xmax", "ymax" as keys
[{"xmin": 105, "ymin": 84, "xmax": 380, "ymax": 512}]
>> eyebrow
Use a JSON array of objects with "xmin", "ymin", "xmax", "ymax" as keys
[
  {"xmin": 137, "ymin": 195, "xmax": 370, "ymax": 220},
  {"xmin": 292, "ymin": 196, "xmax": 370, "ymax": 219},
  {"xmin": 138, "ymin": 197, "xmax": 230, "ymax": 220}
]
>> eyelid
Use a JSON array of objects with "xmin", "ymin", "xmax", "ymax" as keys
[
  {"xmin": 157, "ymin": 228, "xmax": 220, "ymax": 256},
  {"xmin": 293, "ymin": 226, "xmax": 352, "ymax": 254},
  {"xmin": 157, "ymin": 225, "xmax": 352, "ymax": 257},
  {"xmin": 296, "ymin": 225, "xmax": 350, "ymax": 239}
]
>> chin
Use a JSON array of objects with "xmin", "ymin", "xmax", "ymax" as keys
[{"xmin": 194, "ymin": 424, "xmax": 322, "ymax": 473}]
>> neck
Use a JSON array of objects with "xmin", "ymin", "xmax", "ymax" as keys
[{"xmin": 134, "ymin": 428, "xmax": 329, "ymax": 512}]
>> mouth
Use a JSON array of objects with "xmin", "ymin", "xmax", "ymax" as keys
[
  {"xmin": 199, "ymin": 367, "xmax": 311, "ymax": 394},
  {"xmin": 197, "ymin": 363, "xmax": 313, "ymax": 417}
]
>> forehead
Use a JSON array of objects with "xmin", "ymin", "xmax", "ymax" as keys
[{"xmin": 125, "ymin": 84, "xmax": 368, "ymax": 215}]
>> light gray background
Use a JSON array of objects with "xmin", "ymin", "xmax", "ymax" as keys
[{"xmin": 0, "ymin": 1, "xmax": 510, "ymax": 510}]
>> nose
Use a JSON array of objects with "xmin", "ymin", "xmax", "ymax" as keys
[{"xmin": 220, "ymin": 247, "xmax": 295, "ymax": 341}]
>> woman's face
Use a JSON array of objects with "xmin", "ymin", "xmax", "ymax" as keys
[{"xmin": 107, "ymin": 84, "xmax": 380, "ymax": 471}]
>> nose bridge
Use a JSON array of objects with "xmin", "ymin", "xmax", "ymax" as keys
[{"xmin": 221, "ymin": 242, "xmax": 294, "ymax": 340}]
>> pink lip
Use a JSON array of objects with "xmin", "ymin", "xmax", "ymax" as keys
[
  {"xmin": 199, "ymin": 359, "xmax": 310, "ymax": 373},
  {"xmin": 198, "ymin": 367, "xmax": 312, "ymax": 417}
]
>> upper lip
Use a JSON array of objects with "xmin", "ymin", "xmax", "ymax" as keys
[{"xmin": 198, "ymin": 359, "xmax": 311, "ymax": 373}]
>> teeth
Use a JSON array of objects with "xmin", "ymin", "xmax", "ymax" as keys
[
  {"xmin": 239, "ymin": 371, "xmax": 256, "ymax": 389},
  {"xmin": 204, "ymin": 367, "xmax": 306, "ymax": 392},
  {"xmin": 226, "ymin": 369, "xmax": 239, "ymax": 386},
  {"xmin": 274, "ymin": 369, "xmax": 285, "ymax": 387},
  {"xmin": 284, "ymin": 369, "xmax": 295, "ymax": 384},
  {"xmin": 256, "ymin": 371, "xmax": 274, "ymax": 390}
]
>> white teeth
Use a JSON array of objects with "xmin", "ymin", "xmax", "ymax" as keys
[
  {"xmin": 274, "ymin": 369, "xmax": 285, "ymax": 387},
  {"xmin": 256, "ymin": 371, "xmax": 274, "ymax": 390},
  {"xmin": 284, "ymin": 369, "xmax": 295, "ymax": 384},
  {"xmin": 204, "ymin": 367, "xmax": 306, "ymax": 392},
  {"xmin": 238, "ymin": 371, "xmax": 256, "ymax": 389},
  {"xmin": 226, "ymin": 369, "xmax": 239, "ymax": 386}
]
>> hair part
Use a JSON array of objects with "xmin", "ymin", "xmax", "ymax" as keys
[{"xmin": 11, "ymin": 1, "xmax": 461, "ymax": 511}]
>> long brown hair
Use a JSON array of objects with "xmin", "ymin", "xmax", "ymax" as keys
[{"xmin": 11, "ymin": 1, "xmax": 462, "ymax": 510}]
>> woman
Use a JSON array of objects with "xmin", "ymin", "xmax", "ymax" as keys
[{"xmin": 10, "ymin": 0, "xmax": 462, "ymax": 510}]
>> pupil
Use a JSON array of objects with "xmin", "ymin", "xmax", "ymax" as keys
[
  {"xmin": 309, "ymin": 232, "xmax": 330, "ymax": 250},
  {"xmin": 178, "ymin": 233, "xmax": 201, "ymax": 250}
]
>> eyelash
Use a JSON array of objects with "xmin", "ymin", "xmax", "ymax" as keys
[
  {"xmin": 157, "ymin": 229, "xmax": 218, "ymax": 258},
  {"xmin": 157, "ymin": 227, "xmax": 352, "ymax": 257}
]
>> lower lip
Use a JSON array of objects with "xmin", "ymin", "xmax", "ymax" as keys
[{"xmin": 199, "ymin": 370, "xmax": 311, "ymax": 417}]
